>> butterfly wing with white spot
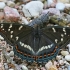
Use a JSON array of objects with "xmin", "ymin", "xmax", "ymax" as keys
[
  {"xmin": 42, "ymin": 26, "xmax": 70, "ymax": 48},
  {"xmin": 0, "ymin": 23, "xmax": 33, "ymax": 44}
]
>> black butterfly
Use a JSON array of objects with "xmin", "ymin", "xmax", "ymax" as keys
[{"xmin": 0, "ymin": 14, "xmax": 70, "ymax": 63}]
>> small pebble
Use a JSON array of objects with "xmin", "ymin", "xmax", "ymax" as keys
[
  {"xmin": 7, "ymin": 1, "xmax": 15, "ymax": 7},
  {"xmin": 67, "ymin": 65, "xmax": 70, "ymax": 70},
  {"xmin": 65, "ymin": 55, "xmax": 70, "ymax": 61},
  {"xmin": 0, "ymin": 12, "xmax": 4, "ymax": 20},
  {"xmin": 49, "ymin": 65, "xmax": 58, "ymax": 70},
  {"xmin": 61, "ymin": 51, "xmax": 69, "ymax": 56},
  {"xmin": 45, "ymin": 61, "xmax": 52, "ymax": 70},
  {"xmin": 9, "ymin": 51, "xmax": 14, "ymax": 57},
  {"xmin": 56, "ymin": 55, "xmax": 62, "ymax": 60},
  {"xmin": 47, "ymin": 0, "xmax": 57, "ymax": 7},
  {"xmin": 36, "ymin": 68, "xmax": 40, "ymax": 70},
  {"xmin": 21, "ymin": 65, "xmax": 28, "ymax": 70},
  {"xmin": 58, "ymin": 68, "xmax": 63, "ymax": 70},
  {"xmin": 56, "ymin": 2, "xmax": 65, "ymax": 11},
  {"xmin": 42, "ymin": 8, "xmax": 60, "ymax": 16},
  {"xmin": 21, "ymin": 17, "xmax": 29, "ymax": 24},
  {"xmin": 41, "ymin": 67, "xmax": 46, "ymax": 70},
  {"xmin": 67, "ymin": 44, "xmax": 70, "ymax": 52},
  {"xmin": 0, "ymin": 2, "xmax": 5, "ymax": 9},
  {"xmin": 58, "ymin": 60, "xmax": 64, "ymax": 65}
]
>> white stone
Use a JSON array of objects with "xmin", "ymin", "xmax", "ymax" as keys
[
  {"xmin": 47, "ymin": 0, "xmax": 54, "ymax": 7},
  {"xmin": 65, "ymin": 4, "xmax": 70, "ymax": 8},
  {"xmin": 4, "ymin": 6, "xmax": 20, "ymax": 22},
  {"xmin": 0, "ymin": 35, "xmax": 4, "ymax": 40},
  {"xmin": 65, "ymin": 55, "xmax": 70, "ymax": 61},
  {"xmin": 56, "ymin": 55, "xmax": 62, "ymax": 60},
  {"xmin": 7, "ymin": 1, "xmax": 15, "ymax": 7},
  {"xmin": 58, "ymin": 68, "xmax": 63, "ymax": 70},
  {"xmin": 64, "ymin": 61, "xmax": 70, "ymax": 65},
  {"xmin": 5, "ymin": 53, "xmax": 12, "ymax": 63},
  {"xmin": 21, "ymin": 65, "xmax": 28, "ymax": 70},
  {"xmin": 58, "ymin": 60, "xmax": 64, "ymax": 65},
  {"xmin": 56, "ymin": 3, "xmax": 65, "ymax": 11},
  {"xmin": 67, "ymin": 44, "xmax": 70, "ymax": 52},
  {"xmin": 9, "ymin": 51, "xmax": 14, "ymax": 57},
  {"xmin": 21, "ymin": 17, "xmax": 29, "ymax": 24},
  {"xmin": 4, "ymin": 63, "xmax": 8, "ymax": 69},
  {"xmin": 61, "ymin": 51, "xmax": 69, "ymax": 56},
  {"xmin": 45, "ymin": 61, "xmax": 52, "ymax": 70},
  {"xmin": 5, "ymin": 51, "xmax": 14, "ymax": 63},
  {"xmin": 0, "ymin": 2, "xmax": 5, "ymax": 9},
  {"xmin": 47, "ymin": 0, "xmax": 57, "ymax": 7},
  {"xmin": 67, "ymin": 66, "xmax": 70, "ymax": 70},
  {"xmin": 22, "ymin": 1, "xmax": 43, "ymax": 17}
]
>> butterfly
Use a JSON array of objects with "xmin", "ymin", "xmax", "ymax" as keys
[{"xmin": 0, "ymin": 14, "xmax": 70, "ymax": 63}]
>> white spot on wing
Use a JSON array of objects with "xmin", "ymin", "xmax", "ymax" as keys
[
  {"xmin": 1, "ymin": 24, "xmax": 3, "ymax": 28},
  {"xmin": 8, "ymin": 29, "xmax": 10, "ymax": 31},
  {"xmin": 19, "ymin": 25, "xmax": 23, "ymax": 30},
  {"xmin": 64, "ymin": 32, "xmax": 66, "ymax": 35},
  {"xmin": 55, "ymin": 39, "xmax": 58, "ymax": 43},
  {"xmin": 19, "ymin": 41, "xmax": 34, "ymax": 53},
  {"xmin": 9, "ymin": 24, "xmax": 12, "ymax": 28},
  {"xmin": 48, "ymin": 45, "xmax": 51, "ymax": 48},
  {"xmin": 10, "ymin": 35, "xmax": 13, "ymax": 38},
  {"xmin": 52, "ymin": 27, "xmax": 56, "ymax": 32},
  {"xmin": 16, "ymin": 36, "xmax": 19, "ymax": 41},
  {"xmin": 61, "ymin": 34, "xmax": 64, "ymax": 37},
  {"xmin": 61, "ymin": 38, "xmax": 63, "ymax": 41},
  {"xmin": 1, "ymin": 24, "xmax": 3, "ymax": 26},
  {"xmin": 2, "ymin": 29, "xmax": 4, "ymax": 30},
  {"xmin": 63, "ymin": 28, "xmax": 66, "ymax": 32},
  {"xmin": 20, "ymin": 42, "xmax": 24, "ymax": 46},
  {"xmin": 24, "ymin": 44, "xmax": 27, "ymax": 48},
  {"xmin": 10, "ymin": 31, "xmax": 13, "ymax": 34},
  {"xmin": 45, "ymin": 46, "xmax": 48, "ymax": 49}
]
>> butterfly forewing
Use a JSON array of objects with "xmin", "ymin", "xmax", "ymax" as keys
[
  {"xmin": 0, "ymin": 23, "xmax": 33, "ymax": 44},
  {"xmin": 42, "ymin": 26, "xmax": 70, "ymax": 47}
]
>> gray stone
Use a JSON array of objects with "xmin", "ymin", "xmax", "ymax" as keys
[
  {"xmin": 0, "ymin": 2, "xmax": 5, "ymax": 9},
  {"xmin": 7, "ymin": 1, "xmax": 15, "ymax": 7},
  {"xmin": 56, "ymin": 2, "xmax": 65, "ymax": 11},
  {"xmin": 68, "ymin": 66, "xmax": 70, "ymax": 70},
  {"xmin": 42, "ymin": 8, "xmax": 60, "ymax": 16},
  {"xmin": 22, "ymin": 1, "xmax": 43, "ymax": 17}
]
